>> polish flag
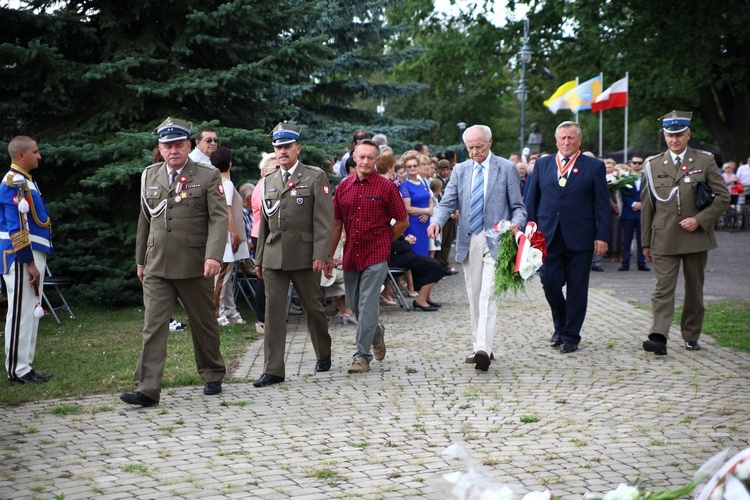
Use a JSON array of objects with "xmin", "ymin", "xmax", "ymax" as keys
[{"xmin": 591, "ymin": 76, "xmax": 628, "ymax": 112}]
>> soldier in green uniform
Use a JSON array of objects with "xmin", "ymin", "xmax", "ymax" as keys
[
  {"xmin": 253, "ymin": 123, "xmax": 334, "ymax": 387},
  {"xmin": 641, "ymin": 111, "xmax": 730, "ymax": 356},
  {"xmin": 120, "ymin": 117, "xmax": 228, "ymax": 407}
]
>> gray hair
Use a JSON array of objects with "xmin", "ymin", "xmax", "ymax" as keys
[
  {"xmin": 555, "ymin": 121, "xmax": 582, "ymax": 138},
  {"xmin": 462, "ymin": 125, "xmax": 492, "ymax": 144},
  {"xmin": 372, "ymin": 133, "xmax": 388, "ymax": 146}
]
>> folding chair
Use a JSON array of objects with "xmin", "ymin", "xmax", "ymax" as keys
[
  {"xmin": 232, "ymin": 261, "xmax": 257, "ymax": 313},
  {"xmin": 42, "ymin": 265, "xmax": 76, "ymax": 324},
  {"xmin": 386, "ymin": 267, "xmax": 411, "ymax": 311}
]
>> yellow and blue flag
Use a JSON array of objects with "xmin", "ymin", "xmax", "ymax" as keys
[{"xmin": 563, "ymin": 76, "xmax": 602, "ymax": 113}]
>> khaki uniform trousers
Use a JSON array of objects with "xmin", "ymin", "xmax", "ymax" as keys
[
  {"xmin": 262, "ymin": 267, "xmax": 330, "ymax": 377},
  {"xmin": 136, "ymin": 274, "xmax": 226, "ymax": 402},
  {"xmin": 650, "ymin": 251, "xmax": 707, "ymax": 342}
]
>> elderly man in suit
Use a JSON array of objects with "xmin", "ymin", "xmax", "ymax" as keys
[
  {"xmin": 428, "ymin": 125, "xmax": 526, "ymax": 372},
  {"xmin": 640, "ymin": 111, "xmax": 729, "ymax": 355},
  {"xmin": 253, "ymin": 123, "xmax": 334, "ymax": 387},
  {"xmin": 524, "ymin": 121, "xmax": 611, "ymax": 354},
  {"xmin": 121, "ymin": 117, "xmax": 228, "ymax": 407}
]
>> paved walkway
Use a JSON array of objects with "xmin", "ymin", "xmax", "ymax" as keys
[{"xmin": 2, "ymin": 254, "xmax": 749, "ymax": 499}]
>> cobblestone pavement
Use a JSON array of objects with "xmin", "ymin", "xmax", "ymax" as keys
[{"xmin": 2, "ymin": 259, "xmax": 749, "ymax": 499}]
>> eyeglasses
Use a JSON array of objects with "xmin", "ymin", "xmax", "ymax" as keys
[
  {"xmin": 405, "ymin": 164, "xmax": 419, "ymax": 168},
  {"xmin": 203, "ymin": 138, "xmax": 219, "ymax": 144},
  {"xmin": 631, "ymin": 161, "xmax": 643, "ymax": 165}
]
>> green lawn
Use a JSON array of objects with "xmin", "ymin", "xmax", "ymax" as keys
[
  {"xmin": 0, "ymin": 303, "xmax": 257, "ymax": 406},
  {"xmin": 676, "ymin": 301, "xmax": 750, "ymax": 351}
]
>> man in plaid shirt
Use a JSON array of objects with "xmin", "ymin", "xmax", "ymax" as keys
[{"xmin": 327, "ymin": 140, "xmax": 408, "ymax": 374}]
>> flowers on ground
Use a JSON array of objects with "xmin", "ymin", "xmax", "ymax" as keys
[{"xmin": 489, "ymin": 221, "xmax": 547, "ymax": 296}]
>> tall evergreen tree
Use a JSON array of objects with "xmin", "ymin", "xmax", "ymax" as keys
[{"xmin": 0, "ymin": 0, "xmax": 346, "ymax": 304}]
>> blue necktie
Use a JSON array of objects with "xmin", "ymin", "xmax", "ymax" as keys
[{"xmin": 469, "ymin": 163, "xmax": 484, "ymax": 234}]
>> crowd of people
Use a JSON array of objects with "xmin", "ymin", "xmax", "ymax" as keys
[{"xmin": 1, "ymin": 111, "xmax": 735, "ymax": 407}]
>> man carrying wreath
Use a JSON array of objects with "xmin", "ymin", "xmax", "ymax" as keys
[{"xmin": 428, "ymin": 125, "xmax": 526, "ymax": 372}]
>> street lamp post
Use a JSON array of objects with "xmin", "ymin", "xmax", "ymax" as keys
[
  {"xmin": 376, "ymin": 99, "xmax": 385, "ymax": 117},
  {"xmin": 515, "ymin": 19, "xmax": 533, "ymax": 153}
]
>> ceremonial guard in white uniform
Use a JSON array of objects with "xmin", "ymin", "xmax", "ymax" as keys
[{"xmin": 2, "ymin": 136, "xmax": 53, "ymax": 383}]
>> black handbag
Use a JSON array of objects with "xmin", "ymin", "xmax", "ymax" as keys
[{"xmin": 692, "ymin": 181, "xmax": 715, "ymax": 210}]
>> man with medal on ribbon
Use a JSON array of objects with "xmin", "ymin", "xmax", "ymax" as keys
[
  {"xmin": 640, "ymin": 111, "xmax": 729, "ymax": 356},
  {"xmin": 252, "ymin": 123, "xmax": 334, "ymax": 388},
  {"xmin": 525, "ymin": 121, "xmax": 611, "ymax": 354},
  {"xmin": 1, "ymin": 136, "xmax": 53, "ymax": 384},
  {"xmin": 121, "ymin": 117, "xmax": 228, "ymax": 407}
]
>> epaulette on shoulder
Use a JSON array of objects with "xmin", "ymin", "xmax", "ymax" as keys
[
  {"xmin": 4, "ymin": 173, "xmax": 15, "ymax": 187},
  {"xmin": 306, "ymin": 165, "xmax": 323, "ymax": 172},
  {"xmin": 144, "ymin": 162, "xmax": 163, "ymax": 171},
  {"xmin": 645, "ymin": 153, "xmax": 663, "ymax": 163},
  {"xmin": 695, "ymin": 149, "xmax": 714, "ymax": 157},
  {"xmin": 263, "ymin": 166, "xmax": 279, "ymax": 178}
]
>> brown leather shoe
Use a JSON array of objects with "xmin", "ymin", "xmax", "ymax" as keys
[
  {"xmin": 347, "ymin": 356, "xmax": 370, "ymax": 373},
  {"xmin": 372, "ymin": 324, "xmax": 386, "ymax": 361}
]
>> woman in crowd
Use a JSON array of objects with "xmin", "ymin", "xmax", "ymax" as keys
[
  {"xmin": 390, "ymin": 234, "xmax": 444, "ymax": 312},
  {"xmin": 398, "ymin": 152, "xmax": 433, "ymax": 257},
  {"xmin": 250, "ymin": 152, "xmax": 279, "ymax": 334}
]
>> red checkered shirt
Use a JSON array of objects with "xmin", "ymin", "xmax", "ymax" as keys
[{"xmin": 334, "ymin": 173, "xmax": 407, "ymax": 271}]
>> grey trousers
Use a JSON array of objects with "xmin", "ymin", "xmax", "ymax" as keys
[{"xmin": 344, "ymin": 260, "xmax": 388, "ymax": 362}]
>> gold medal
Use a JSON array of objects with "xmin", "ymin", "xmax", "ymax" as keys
[
  {"xmin": 180, "ymin": 191, "xmax": 188, "ymax": 199},
  {"xmin": 684, "ymin": 177, "xmax": 691, "ymax": 183},
  {"xmin": 559, "ymin": 177, "xmax": 567, "ymax": 187}
]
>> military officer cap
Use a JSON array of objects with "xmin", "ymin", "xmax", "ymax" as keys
[
  {"xmin": 153, "ymin": 117, "xmax": 192, "ymax": 143},
  {"xmin": 659, "ymin": 110, "xmax": 692, "ymax": 134},
  {"xmin": 271, "ymin": 122, "xmax": 302, "ymax": 146}
]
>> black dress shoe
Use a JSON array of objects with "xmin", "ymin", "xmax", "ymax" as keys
[
  {"xmin": 465, "ymin": 352, "xmax": 495, "ymax": 363},
  {"xmin": 474, "ymin": 350, "xmax": 490, "ymax": 371},
  {"xmin": 29, "ymin": 369, "xmax": 52, "ymax": 382},
  {"xmin": 444, "ymin": 269, "xmax": 458, "ymax": 276},
  {"xmin": 638, "ymin": 266, "xmax": 650, "ymax": 271},
  {"xmin": 685, "ymin": 341, "xmax": 701, "ymax": 351},
  {"xmin": 550, "ymin": 332, "xmax": 562, "ymax": 348},
  {"xmin": 560, "ymin": 342, "xmax": 578, "ymax": 354},
  {"xmin": 316, "ymin": 355, "xmax": 331, "ymax": 372},
  {"xmin": 11, "ymin": 370, "xmax": 51, "ymax": 384},
  {"xmin": 618, "ymin": 266, "xmax": 629, "ymax": 271},
  {"xmin": 643, "ymin": 338, "xmax": 667, "ymax": 355},
  {"xmin": 119, "ymin": 391, "xmax": 157, "ymax": 407},
  {"xmin": 427, "ymin": 300, "xmax": 442, "ymax": 308},
  {"xmin": 591, "ymin": 266, "xmax": 604, "ymax": 272},
  {"xmin": 203, "ymin": 381, "xmax": 222, "ymax": 395},
  {"xmin": 253, "ymin": 374, "xmax": 285, "ymax": 387},
  {"xmin": 412, "ymin": 300, "xmax": 438, "ymax": 311}
]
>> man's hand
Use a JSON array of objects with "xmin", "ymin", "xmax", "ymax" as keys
[
  {"xmin": 204, "ymin": 258, "xmax": 221, "ymax": 278},
  {"xmin": 643, "ymin": 247, "xmax": 652, "ymax": 263},
  {"xmin": 312, "ymin": 259, "xmax": 327, "ymax": 273},
  {"xmin": 137, "ymin": 265, "xmax": 145, "ymax": 283},
  {"xmin": 679, "ymin": 217, "xmax": 699, "ymax": 232},
  {"xmin": 427, "ymin": 222, "xmax": 440, "ymax": 239},
  {"xmin": 230, "ymin": 232, "xmax": 241, "ymax": 253},
  {"xmin": 508, "ymin": 223, "xmax": 519, "ymax": 233},
  {"xmin": 405, "ymin": 234, "xmax": 416, "ymax": 245},
  {"xmin": 632, "ymin": 201, "xmax": 642, "ymax": 212},
  {"xmin": 28, "ymin": 262, "xmax": 41, "ymax": 288},
  {"xmin": 594, "ymin": 240, "xmax": 608, "ymax": 256},
  {"xmin": 255, "ymin": 265, "xmax": 263, "ymax": 279}
]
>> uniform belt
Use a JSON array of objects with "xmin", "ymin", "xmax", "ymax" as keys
[{"xmin": 0, "ymin": 232, "xmax": 51, "ymax": 247}]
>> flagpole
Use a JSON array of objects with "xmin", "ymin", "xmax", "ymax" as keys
[
  {"xmin": 575, "ymin": 77, "xmax": 580, "ymax": 123},
  {"xmin": 624, "ymin": 72, "xmax": 629, "ymax": 163},
  {"xmin": 599, "ymin": 72, "xmax": 603, "ymax": 157}
]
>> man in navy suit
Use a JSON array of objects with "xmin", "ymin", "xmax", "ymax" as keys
[
  {"xmin": 429, "ymin": 125, "xmax": 526, "ymax": 371},
  {"xmin": 524, "ymin": 121, "xmax": 611, "ymax": 354},
  {"xmin": 619, "ymin": 156, "xmax": 649, "ymax": 271}
]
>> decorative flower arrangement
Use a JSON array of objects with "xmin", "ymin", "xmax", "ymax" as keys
[
  {"xmin": 434, "ymin": 446, "xmax": 750, "ymax": 500},
  {"xmin": 489, "ymin": 221, "xmax": 547, "ymax": 296},
  {"xmin": 606, "ymin": 171, "xmax": 638, "ymax": 193}
]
